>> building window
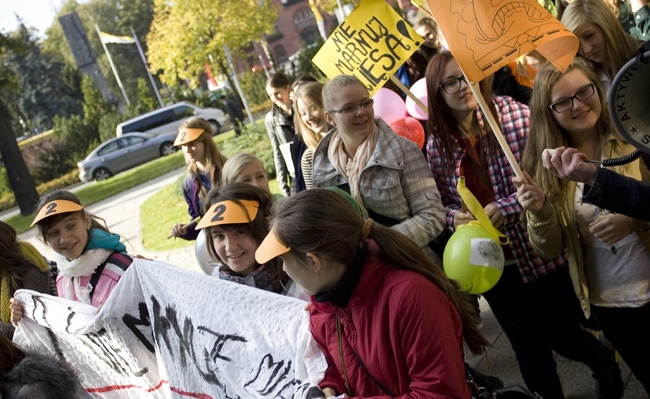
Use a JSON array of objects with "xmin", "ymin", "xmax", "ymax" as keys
[
  {"xmin": 301, "ymin": 26, "xmax": 320, "ymax": 45},
  {"xmin": 294, "ymin": 8, "xmax": 315, "ymax": 27},
  {"xmin": 274, "ymin": 45, "xmax": 288, "ymax": 63}
]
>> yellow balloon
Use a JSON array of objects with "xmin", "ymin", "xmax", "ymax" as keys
[{"xmin": 443, "ymin": 224, "xmax": 505, "ymax": 294}]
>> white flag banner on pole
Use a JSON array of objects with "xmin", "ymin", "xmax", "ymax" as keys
[
  {"xmin": 14, "ymin": 259, "xmax": 327, "ymax": 399},
  {"xmin": 99, "ymin": 31, "xmax": 135, "ymax": 44}
]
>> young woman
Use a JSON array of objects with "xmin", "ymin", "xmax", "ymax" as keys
[
  {"xmin": 557, "ymin": 0, "xmax": 649, "ymax": 41},
  {"xmin": 196, "ymin": 182, "xmax": 302, "ymax": 298},
  {"xmin": 254, "ymin": 188, "xmax": 486, "ymax": 398},
  {"xmin": 293, "ymin": 82, "xmax": 329, "ymax": 189},
  {"xmin": 425, "ymin": 51, "xmax": 621, "ymax": 399},
  {"xmin": 312, "ymin": 74, "xmax": 446, "ymax": 253},
  {"xmin": 0, "ymin": 334, "xmax": 84, "ymax": 398},
  {"xmin": 561, "ymin": 0, "xmax": 641, "ymax": 94},
  {"xmin": 516, "ymin": 58, "xmax": 650, "ymax": 394},
  {"xmin": 221, "ymin": 152, "xmax": 272, "ymax": 196},
  {"xmin": 0, "ymin": 222, "xmax": 51, "ymax": 339},
  {"xmin": 170, "ymin": 117, "xmax": 228, "ymax": 240},
  {"xmin": 10, "ymin": 190, "xmax": 133, "ymax": 325}
]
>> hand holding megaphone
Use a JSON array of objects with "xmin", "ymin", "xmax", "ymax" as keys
[{"xmin": 542, "ymin": 146, "xmax": 598, "ymax": 185}]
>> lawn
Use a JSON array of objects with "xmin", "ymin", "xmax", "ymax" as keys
[{"xmin": 5, "ymin": 131, "xmax": 236, "ymax": 234}]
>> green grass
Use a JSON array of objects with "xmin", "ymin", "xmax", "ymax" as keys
[
  {"xmin": 5, "ymin": 131, "xmax": 236, "ymax": 234},
  {"xmin": 140, "ymin": 177, "xmax": 279, "ymax": 251}
]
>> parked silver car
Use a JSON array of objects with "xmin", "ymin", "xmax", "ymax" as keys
[{"xmin": 78, "ymin": 132, "xmax": 178, "ymax": 182}]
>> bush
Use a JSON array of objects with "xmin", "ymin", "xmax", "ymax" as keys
[
  {"xmin": 219, "ymin": 123, "xmax": 275, "ymax": 179},
  {"xmin": 0, "ymin": 169, "xmax": 80, "ymax": 213}
]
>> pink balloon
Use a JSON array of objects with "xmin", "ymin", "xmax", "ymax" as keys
[
  {"xmin": 372, "ymin": 88, "xmax": 407, "ymax": 124},
  {"xmin": 405, "ymin": 78, "xmax": 429, "ymax": 120}
]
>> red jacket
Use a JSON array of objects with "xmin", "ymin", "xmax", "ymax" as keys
[{"xmin": 309, "ymin": 245, "xmax": 470, "ymax": 399}]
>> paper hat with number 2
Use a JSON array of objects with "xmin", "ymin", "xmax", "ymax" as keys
[
  {"xmin": 174, "ymin": 127, "xmax": 205, "ymax": 146},
  {"xmin": 31, "ymin": 200, "xmax": 84, "ymax": 227},
  {"xmin": 196, "ymin": 200, "xmax": 260, "ymax": 230},
  {"xmin": 255, "ymin": 227, "xmax": 291, "ymax": 264}
]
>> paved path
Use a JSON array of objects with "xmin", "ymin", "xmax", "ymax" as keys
[{"xmin": 9, "ymin": 172, "xmax": 648, "ymax": 398}]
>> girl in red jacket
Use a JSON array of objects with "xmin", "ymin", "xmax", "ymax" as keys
[{"xmin": 256, "ymin": 188, "xmax": 486, "ymax": 398}]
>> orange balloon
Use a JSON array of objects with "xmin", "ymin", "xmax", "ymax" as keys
[{"xmin": 389, "ymin": 117, "xmax": 425, "ymax": 149}]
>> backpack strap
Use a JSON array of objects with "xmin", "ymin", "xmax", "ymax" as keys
[{"xmin": 88, "ymin": 252, "xmax": 132, "ymax": 300}]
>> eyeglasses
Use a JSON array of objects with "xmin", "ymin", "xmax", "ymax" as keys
[
  {"xmin": 548, "ymin": 83, "xmax": 596, "ymax": 113},
  {"xmin": 328, "ymin": 99, "xmax": 374, "ymax": 114},
  {"xmin": 439, "ymin": 76, "xmax": 468, "ymax": 95}
]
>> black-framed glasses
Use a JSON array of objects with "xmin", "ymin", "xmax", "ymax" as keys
[
  {"xmin": 328, "ymin": 99, "xmax": 374, "ymax": 114},
  {"xmin": 548, "ymin": 83, "xmax": 596, "ymax": 113},
  {"xmin": 439, "ymin": 76, "xmax": 468, "ymax": 94}
]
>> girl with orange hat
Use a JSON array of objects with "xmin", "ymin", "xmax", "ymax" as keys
[{"xmin": 170, "ymin": 117, "xmax": 228, "ymax": 240}]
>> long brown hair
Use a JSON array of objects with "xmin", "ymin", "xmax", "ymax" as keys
[
  {"xmin": 0, "ymin": 221, "xmax": 33, "ymax": 290},
  {"xmin": 561, "ymin": 0, "xmax": 639, "ymax": 78},
  {"xmin": 293, "ymin": 82, "xmax": 327, "ymax": 149},
  {"xmin": 0, "ymin": 333, "xmax": 25, "ymax": 375},
  {"xmin": 425, "ymin": 51, "xmax": 499, "ymax": 171},
  {"xmin": 202, "ymin": 183, "xmax": 287, "ymax": 291},
  {"xmin": 522, "ymin": 58, "xmax": 621, "ymax": 212},
  {"xmin": 270, "ymin": 189, "xmax": 487, "ymax": 355},
  {"xmin": 180, "ymin": 117, "xmax": 228, "ymax": 200}
]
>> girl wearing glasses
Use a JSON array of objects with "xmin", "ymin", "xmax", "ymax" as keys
[
  {"xmin": 515, "ymin": 58, "xmax": 650, "ymax": 394},
  {"xmin": 425, "ymin": 52, "xmax": 622, "ymax": 398},
  {"xmin": 312, "ymin": 74, "xmax": 446, "ymax": 255}
]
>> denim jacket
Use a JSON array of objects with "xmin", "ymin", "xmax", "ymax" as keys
[{"xmin": 312, "ymin": 118, "xmax": 445, "ymax": 248}]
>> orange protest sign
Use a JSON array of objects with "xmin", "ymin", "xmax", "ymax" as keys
[{"xmin": 425, "ymin": 0, "xmax": 578, "ymax": 83}]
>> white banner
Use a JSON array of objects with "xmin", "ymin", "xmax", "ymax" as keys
[{"xmin": 14, "ymin": 259, "xmax": 326, "ymax": 399}]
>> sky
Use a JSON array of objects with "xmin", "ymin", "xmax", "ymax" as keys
[{"xmin": 0, "ymin": 0, "xmax": 66, "ymax": 36}]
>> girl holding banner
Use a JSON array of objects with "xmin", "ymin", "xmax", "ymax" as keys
[
  {"xmin": 516, "ymin": 58, "xmax": 650, "ymax": 394},
  {"xmin": 255, "ymin": 188, "xmax": 487, "ymax": 398},
  {"xmin": 10, "ymin": 190, "xmax": 133, "ymax": 323},
  {"xmin": 425, "ymin": 52, "xmax": 622, "ymax": 399}
]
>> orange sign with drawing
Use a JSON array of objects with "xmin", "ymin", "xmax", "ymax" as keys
[{"xmin": 425, "ymin": 0, "xmax": 579, "ymax": 83}]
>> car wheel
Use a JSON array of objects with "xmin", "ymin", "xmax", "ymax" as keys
[
  {"xmin": 93, "ymin": 168, "xmax": 112, "ymax": 181},
  {"xmin": 208, "ymin": 120, "xmax": 220, "ymax": 135},
  {"xmin": 160, "ymin": 142, "xmax": 176, "ymax": 156}
]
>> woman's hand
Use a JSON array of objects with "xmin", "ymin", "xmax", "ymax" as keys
[
  {"xmin": 589, "ymin": 213, "xmax": 632, "ymax": 246},
  {"xmin": 10, "ymin": 298, "xmax": 25, "ymax": 326},
  {"xmin": 321, "ymin": 387, "xmax": 337, "ymax": 398},
  {"xmin": 170, "ymin": 223, "xmax": 187, "ymax": 238},
  {"xmin": 453, "ymin": 211, "xmax": 475, "ymax": 229},
  {"xmin": 484, "ymin": 204, "xmax": 504, "ymax": 229},
  {"xmin": 513, "ymin": 172, "xmax": 546, "ymax": 214}
]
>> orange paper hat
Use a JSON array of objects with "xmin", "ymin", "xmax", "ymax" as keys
[
  {"xmin": 196, "ymin": 200, "xmax": 260, "ymax": 230},
  {"xmin": 31, "ymin": 200, "xmax": 84, "ymax": 227},
  {"xmin": 255, "ymin": 227, "xmax": 291, "ymax": 264},
  {"xmin": 174, "ymin": 127, "xmax": 205, "ymax": 146}
]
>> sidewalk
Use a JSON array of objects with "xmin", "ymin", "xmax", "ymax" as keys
[{"xmin": 11, "ymin": 173, "xmax": 647, "ymax": 398}]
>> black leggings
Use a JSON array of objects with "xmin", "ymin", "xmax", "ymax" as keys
[
  {"xmin": 591, "ymin": 302, "xmax": 650, "ymax": 394},
  {"xmin": 482, "ymin": 265, "xmax": 614, "ymax": 399}
]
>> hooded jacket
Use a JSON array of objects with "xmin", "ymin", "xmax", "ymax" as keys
[{"xmin": 2, "ymin": 352, "xmax": 84, "ymax": 399}]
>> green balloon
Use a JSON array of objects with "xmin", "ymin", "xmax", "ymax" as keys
[{"xmin": 443, "ymin": 224, "xmax": 505, "ymax": 294}]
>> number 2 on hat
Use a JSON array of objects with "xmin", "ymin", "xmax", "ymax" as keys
[
  {"xmin": 45, "ymin": 202, "xmax": 57, "ymax": 215},
  {"xmin": 210, "ymin": 204, "xmax": 226, "ymax": 222}
]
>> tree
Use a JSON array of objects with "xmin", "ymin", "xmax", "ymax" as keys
[
  {"xmin": 147, "ymin": 0, "xmax": 278, "ymax": 87},
  {"xmin": 42, "ymin": 0, "xmax": 158, "ymax": 109},
  {"xmin": 0, "ymin": 32, "xmax": 39, "ymax": 215},
  {"xmin": 5, "ymin": 25, "xmax": 83, "ymax": 134}
]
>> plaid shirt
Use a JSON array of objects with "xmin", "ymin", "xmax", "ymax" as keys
[
  {"xmin": 425, "ymin": 96, "xmax": 566, "ymax": 282},
  {"xmin": 313, "ymin": 118, "xmax": 446, "ymax": 248}
]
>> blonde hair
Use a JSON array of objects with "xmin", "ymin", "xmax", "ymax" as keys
[
  {"xmin": 221, "ymin": 152, "xmax": 267, "ymax": 186},
  {"xmin": 180, "ymin": 117, "xmax": 228, "ymax": 199},
  {"xmin": 522, "ymin": 58, "xmax": 623, "ymax": 212},
  {"xmin": 561, "ymin": 0, "xmax": 638, "ymax": 78},
  {"xmin": 322, "ymin": 75, "xmax": 367, "ymax": 111},
  {"xmin": 293, "ymin": 82, "xmax": 327, "ymax": 149}
]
